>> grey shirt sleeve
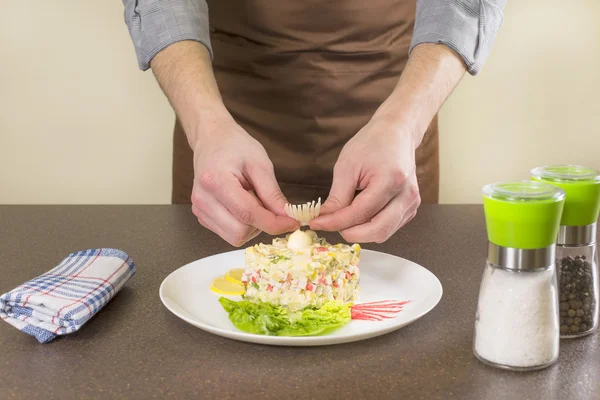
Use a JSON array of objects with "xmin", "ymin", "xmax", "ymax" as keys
[
  {"xmin": 122, "ymin": 0, "xmax": 213, "ymax": 71},
  {"xmin": 409, "ymin": 0, "xmax": 507, "ymax": 75}
]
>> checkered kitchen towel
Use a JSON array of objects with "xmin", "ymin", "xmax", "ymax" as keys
[{"xmin": 0, "ymin": 248, "xmax": 135, "ymax": 343}]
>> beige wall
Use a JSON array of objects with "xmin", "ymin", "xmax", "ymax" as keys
[
  {"xmin": 1, "ymin": 1, "xmax": 598, "ymax": 205},
  {"xmin": 439, "ymin": 0, "xmax": 600, "ymax": 203}
]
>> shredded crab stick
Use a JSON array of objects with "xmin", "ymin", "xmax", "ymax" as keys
[{"xmin": 351, "ymin": 300, "xmax": 411, "ymax": 321}]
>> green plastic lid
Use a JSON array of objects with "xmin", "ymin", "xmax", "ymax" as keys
[
  {"xmin": 482, "ymin": 181, "xmax": 565, "ymax": 249},
  {"xmin": 531, "ymin": 165, "xmax": 600, "ymax": 226}
]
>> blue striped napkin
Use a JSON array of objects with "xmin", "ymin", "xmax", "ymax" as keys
[{"xmin": 0, "ymin": 248, "xmax": 136, "ymax": 343}]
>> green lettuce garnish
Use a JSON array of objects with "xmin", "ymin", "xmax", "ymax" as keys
[{"xmin": 218, "ymin": 297, "xmax": 351, "ymax": 336}]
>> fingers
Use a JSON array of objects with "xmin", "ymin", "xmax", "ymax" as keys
[
  {"xmin": 318, "ymin": 163, "xmax": 357, "ymax": 215},
  {"xmin": 192, "ymin": 200, "xmax": 260, "ymax": 247},
  {"xmin": 244, "ymin": 163, "xmax": 289, "ymax": 216},
  {"xmin": 193, "ymin": 189, "xmax": 257, "ymax": 238},
  {"xmin": 310, "ymin": 176, "xmax": 395, "ymax": 232},
  {"xmin": 338, "ymin": 184, "xmax": 421, "ymax": 243},
  {"xmin": 197, "ymin": 170, "xmax": 299, "ymax": 235},
  {"xmin": 402, "ymin": 209, "xmax": 418, "ymax": 227}
]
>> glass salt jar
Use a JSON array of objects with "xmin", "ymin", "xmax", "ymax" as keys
[
  {"xmin": 473, "ymin": 181, "xmax": 566, "ymax": 371},
  {"xmin": 531, "ymin": 165, "xmax": 600, "ymax": 338}
]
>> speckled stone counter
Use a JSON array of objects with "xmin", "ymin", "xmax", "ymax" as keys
[{"xmin": 1, "ymin": 205, "xmax": 598, "ymax": 399}]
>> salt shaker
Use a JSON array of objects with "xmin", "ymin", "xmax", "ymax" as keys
[
  {"xmin": 473, "ymin": 181, "xmax": 565, "ymax": 371},
  {"xmin": 531, "ymin": 165, "xmax": 600, "ymax": 338}
]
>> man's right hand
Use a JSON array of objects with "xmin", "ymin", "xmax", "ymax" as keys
[
  {"xmin": 149, "ymin": 41, "xmax": 298, "ymax": 246},
  {"xmin": 190, "ymin": 115, "xmax": 299, "ymax": 246}
]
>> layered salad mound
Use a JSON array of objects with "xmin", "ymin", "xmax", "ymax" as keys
[{"xmin": 241, "ymin": 229, "xmax": 361, "ymax": 312}]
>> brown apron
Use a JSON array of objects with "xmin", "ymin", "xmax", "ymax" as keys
[{"xmin": 172, "ymin": 1, "xmax": 439, "ymax": 205}]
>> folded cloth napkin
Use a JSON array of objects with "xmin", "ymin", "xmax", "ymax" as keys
[{"xmin": 0, "ymin": 248, "xmax": 135, "ymax": 343}]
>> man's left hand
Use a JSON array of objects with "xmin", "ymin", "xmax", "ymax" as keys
[{"xmin": 309, "ymin": 116, "xmax": 421, "ymax": 243}]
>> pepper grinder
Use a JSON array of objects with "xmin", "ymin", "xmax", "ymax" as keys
[{"xmin": 532, "ymin": 165, "xmax": 600, "ymax": 338}]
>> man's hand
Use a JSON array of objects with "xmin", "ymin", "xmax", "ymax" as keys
[
  {"xmin": 309, "ymin": 117, "xmax": 420, "ymax": 243},
  {"xmin": 150, "ymin": 41, "xmax": 298, "ymax": 246},
  {"xmin": 190, "ymin": 116, "xmax": 299, "ymax": 246},
  {"xmin": 310, "ymin": 43, "xmax": 467, "ymax": 243}
]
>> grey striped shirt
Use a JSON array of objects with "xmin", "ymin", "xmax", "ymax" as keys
[{"xmin": 122, "ymin": 0, "xmax": 506, "ymax": 75}]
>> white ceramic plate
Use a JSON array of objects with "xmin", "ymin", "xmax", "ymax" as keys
[{"xmin": 159, "ymin": 249, "xmax": 442, "ymax": 346}]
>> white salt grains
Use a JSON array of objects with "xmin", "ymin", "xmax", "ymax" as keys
[{"xmin": 474, "ymin": 264, "xmax": 560, "ymax": 369}]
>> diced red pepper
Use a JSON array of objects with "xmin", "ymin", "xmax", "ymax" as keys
[
  {"xmin": 306, "ymin": 282, "xmax": 314, "ymax": 291},
  {"xmin": 345, "ymin": 272, "xmax": 352, "ymax": 280},
  {"xmin": 332, "ymin": 282, "xmax": 339, "ymax": 288},
  {"xmin": 251, "ymin": 276, "xmax": 257, "ymax": 283},
  {"xmin": 316, "ymin": 246, "xmax": 328, "ymax": 252},
  {"xmin": 267, "ymin": 284, "xmax": 273, "ymax": 292}
]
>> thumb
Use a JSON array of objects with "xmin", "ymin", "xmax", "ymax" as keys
[
  {"xmin": 245, "ymin": 163, "xmax": 289, "ymax": 216},
  {"xmin": 311, "ymin": 167, "xmax": 357, "ymax": 228}
]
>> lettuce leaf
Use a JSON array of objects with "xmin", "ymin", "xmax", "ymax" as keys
[{"xmin": 218, "ymin": 297, "xmax": 351, "ymax": 336}]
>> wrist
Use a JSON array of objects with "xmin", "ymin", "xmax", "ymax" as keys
[
  {"xmin": 187, "ymin": 105, "xmax": 236, "ymax": 149},
  {"xmin": 365, "ymin": 113, "xmax": 419, "ymax": 153},
  {"xmin": 370, "ymin": 102, "xmax": 424, "ymax": 148}
]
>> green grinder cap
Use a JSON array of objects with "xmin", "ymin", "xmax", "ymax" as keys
[
  {"xmin": 482, "ymin": 181, "xmax": 565, "ymax": 249},
  {"xmin": 531, "ymin": 165, "xmax": 600, "ymax": 226}
]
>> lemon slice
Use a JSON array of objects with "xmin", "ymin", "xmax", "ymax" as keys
[
  {"xmin": 225, "ymin": 268, "xmax": 245, "ymax": 285},
  {"xmin": 210, "ymin": 276, "xmax": 245, "ymax": 295}
]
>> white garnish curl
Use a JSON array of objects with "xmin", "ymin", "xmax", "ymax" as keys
[{"xmin": 284, "ymin": 198, "xmax": 322, "ymax": 226}]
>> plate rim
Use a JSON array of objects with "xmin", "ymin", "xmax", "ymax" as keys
[{"xmin": 159, "ymin": 249, "xmax": 443, "ymax": 346}]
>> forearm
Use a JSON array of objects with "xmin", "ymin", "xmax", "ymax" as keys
[
  {"xmin": 121, "ymin": 0, "xmax": 223, "ymax": 148},
  {"xmin": 373, "ymin": 43, "xmax": 466, "ymax": 145},
  {"xmin": 372, "ymin": 0, "xmax": 506, "ymax": 145},
  {"xmin": 150, "ymin": 41, "xmax": 232, "ymax": 148}
]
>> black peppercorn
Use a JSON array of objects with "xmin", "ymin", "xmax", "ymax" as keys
[
  {"xmin": 569, "ymin": 300, "xmax": 578, "ymax": 309},
  {"xmin": 558, "ymin": 254, "xmax": 597, "ymax": 336},
  {"xmin": 583, "ymin": 304, "xmax": 591, "ymax": 312}
]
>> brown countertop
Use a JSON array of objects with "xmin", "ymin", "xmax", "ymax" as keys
[{"xmin": 0, "ymin": 205, "xmax": 598, "ymax": 399}]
